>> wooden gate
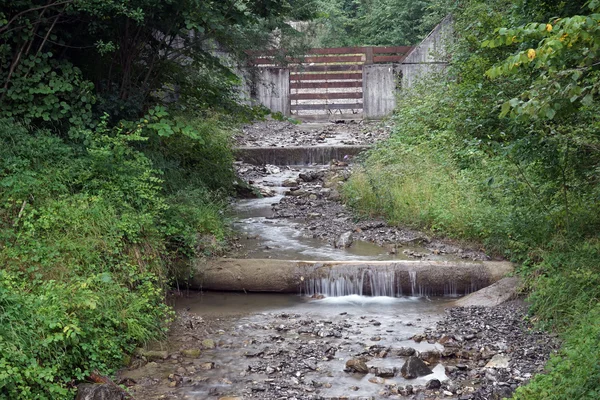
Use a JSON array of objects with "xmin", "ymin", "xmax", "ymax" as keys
[{"xmin": 252, "ymin": 46, "xmax": 413, "ymax": 120}]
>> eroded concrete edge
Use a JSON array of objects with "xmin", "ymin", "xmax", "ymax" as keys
[{"xmin": 191, "ymin": 258, "xmax": 514, "ymax": 295}]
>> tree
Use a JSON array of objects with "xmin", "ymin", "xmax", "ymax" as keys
[{"xmin": 0, "ymin": 0, "xmax": 317, "ymax": 125}]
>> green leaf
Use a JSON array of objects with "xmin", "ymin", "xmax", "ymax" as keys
[{"xmin": 500, "ymin": 101, "xmax": 511, "ymax": 117}]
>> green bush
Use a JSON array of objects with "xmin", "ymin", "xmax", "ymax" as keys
[
  {"xmin": 0, "ymin": 116, "xmax": 231, "ymax": 398},
  {"xmin": 342, "ymin": 1, "xmax": 600, "ymax": 398}
]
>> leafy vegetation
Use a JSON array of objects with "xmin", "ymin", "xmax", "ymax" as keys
[
  {"xmin": 312, "ymin": 0, "xmax": 448, "ymax": 46},
  {"xmin": 0, "ymin": 0, "xmax": 315, "ymax": 398},
  {"xmin": 343, "ymin": 0, "xmax": 600, "ymax": 398}
]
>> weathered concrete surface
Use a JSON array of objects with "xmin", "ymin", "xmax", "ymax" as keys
[
  {"xmin": 192, "ymin": 259, "xmax": 514, "ymax": 295},
  {"xmin": 362, "ymin": 64, "xmax": 402, "ymax": 119},
  {"xmin": 401, "ymin": 15, "xmax": 453, "ymax": 88},
  {"xmin": 234, "ymin": 145, "xmax": 367, "ymax": 165},
  {"xmin": 256, "ymin": 67, "xmax": 290, "ymax": 115},
  {"xmin": 452, "ymin": 276, "xmax": 521, "ymax": 307}
]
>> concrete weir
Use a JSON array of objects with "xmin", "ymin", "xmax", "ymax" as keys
[
  {"xmin": 192, "ymin": 259, "xmax": 514, "ymax": 297},
  {"xmin": 234, "ymin": 145, "xmax": 368, "ymax": 166}
]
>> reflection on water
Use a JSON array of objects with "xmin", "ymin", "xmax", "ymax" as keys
[{"xmin": 175, "ymin": 291, "xmax": 452, "ymax": 319}]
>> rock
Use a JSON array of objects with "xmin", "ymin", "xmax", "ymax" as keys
[
  {"xmin": 375, "ymin": 367, "xmax": 395, "ymax": 378},
  {"xmin": 412, "ymin": 334, "xmax": 425, "ymax": 343},
  {"xmin": 285, "ymin": 189, "xmax": 308, "ymax": 197},
  {"xmin": 419, "ymin": 350, "xmax": 441, "ymax": 364},
  {"xmin": 402, "ymin": 385, "xmax": 414, "ymax": 395},
  {"xmin": 485, "ymin": 354, "xmax": 510, "ymax": 369},
  {"xmin": 345, "ymin": 359, "xmax": 369, "ymax": 373},
  {"xmin": 334, "ymin": 231, "xmax": 353, "ymax": 248},
  {"xmin": 135, "ymin": 348, "xmax": 168, "ymax": 361},
  {"xmin": 328, "ymin": 189, "xmax": 341, "ymax": 201},
  {"xmin": 445, "ymin": 365, "xmax": 458, "ymax": 374},
  {"xmin": 299, "ymin": 172, "xmax": 319, "ymax": 182},
  {"xmin": 76, "ymin": 384, "xmax": 124, "ymax": 400},
  {"xmin": 425, "ymin": 379, "xmax": 441, "ymax": 390},
  {"xmin": 282, "ymin": 179, "xmax": 298, "ymax": 187},
  {"xmin": 394, "ymin": 347, "xmax": 417, "ymax": 357},
  {"xmin": 264, "ymin": 165, "xmax": 281, "ymax": 174},
  {"xmin": 202, "ymin": 339, "xmax": 216, "ymax": 349},
  {"xmin": 491, "ymin": 386, "xmax": 514, "ymax": 399},
  {"xmin": 400, "ymin": 356, "xmax": 433, "ymax": 379},
  {"xmin": 218, "ymin": 397, "xmax": 242, "ymax": 400},
  {"xmin": 200, "ymin": 362, "xmax": 215, "ymax": 370},
  {"xmin": 260, "ymin": 187, "xmax": 276, "ymax": 197},
  {"xmin": 180, "ymin": 348, "xmax": 201, "ymax": 358}
]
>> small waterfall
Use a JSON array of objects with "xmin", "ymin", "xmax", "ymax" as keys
[
  {"xmin": 302, "ymin": 267, "xmax": 471, "ymax": 298},
  {"xmin": 303, "ymin": 268, "xmax": 366, "ymax": 297},
  {"xmin": 304, "ymin": 268, "xmax": 400, "ymax": 297},
  {"xmin": 444, "ymin": 280, "xmax": 458, "ymax": 297},
  {"xmin": 409, "ymin": 270, "xmax": 417, "ymax": 297},
  {"xmin": 465, "ymin": 279, "xmax": 480, "ymax": 296}
]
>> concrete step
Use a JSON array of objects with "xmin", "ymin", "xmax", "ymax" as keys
[
  {"xmin": 191, "ymin": 258, "xmax": 514, "ymax": 297},
  {"xmin": 234, "ymin": 145, "xmax": 368, "ymax": 166}
]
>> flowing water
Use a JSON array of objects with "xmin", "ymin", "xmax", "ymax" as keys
[
  {"xmin": 120, "ymin": 156, "xmax": 481, "ymax": 398},
  {"xmin": 168, "ymin": 292, "xmax": 453, "ymax": 399},
  {"xmin": 232, "ymin": 166, "xmax": 453, "ymax": 263}
]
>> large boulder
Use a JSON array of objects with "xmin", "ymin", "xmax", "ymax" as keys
[{"xmin": 400, "ymin": 356, "xmax": 433, "ymax": 379}]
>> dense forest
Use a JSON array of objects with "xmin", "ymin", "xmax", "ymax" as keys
[{"xmin": 1, "ymin": 0, "xmax": 600, "ymax": 399}]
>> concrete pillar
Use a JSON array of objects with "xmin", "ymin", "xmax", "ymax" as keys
[
  {"xmin": 362, "ymin": 64, "xmax": 401, "ymax": 120},
  {"xmin": 257, "ymin": 67, "xmax": 290, "ymax": 116}
]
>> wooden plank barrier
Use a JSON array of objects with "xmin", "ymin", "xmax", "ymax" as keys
[{"xmin": 250, "ymin": 46, "xmax": 413, "ymax": 117}]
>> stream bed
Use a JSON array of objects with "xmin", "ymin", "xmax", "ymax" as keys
[
  {"xmin": 116, "ymin": 122, "xmax": 559, "ymax": 400},
  {"xmin": 120, "ymin": 292, "xmax": 454, "ymax": 400}
]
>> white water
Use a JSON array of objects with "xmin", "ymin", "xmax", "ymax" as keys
[{"xmin": 302, "ymin": 268, "xmax": 476, "ymax": 298}]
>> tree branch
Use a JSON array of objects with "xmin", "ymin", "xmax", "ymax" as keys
[{"xmin": 0, "ymin": 0, "xmax": 73, "ymax": 34}]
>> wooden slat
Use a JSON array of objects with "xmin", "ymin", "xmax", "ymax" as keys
[
  {"xmin": 290, "ymin": 92, "xmax": 363, "ymax": 100},
  {"xmin": 372, "ymin": 46, "xmax": 414, "ymax": 54},
  {"xmin": 290, "ymin": 72, "xmax": 363, "ymax": 81},
  {"xmin": 305, "ymin": 47, "xmax": 366, "ymax": 55},
  {"xmin": 301, "ymin": 55, "xmax": 363, "ymax": 63},
  {"xmin": 290, "ymin": 81, "xmax": 362, "ymax": 89},
  {"xmin": 253, "ymin": 55, "xmax": 364, "ymax": 64},
  {"xmin": 291, "ymin": 103, "xmax": 363, "ymax": 111},
  {"xmin": 291, "ymin": 65, "xmax": 363, "ymax": 72},
  {"xmin": 373, "ymin": 55, "xmax": 407, "ymax": 63}
]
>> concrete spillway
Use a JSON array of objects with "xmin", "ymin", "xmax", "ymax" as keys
[
  {"xmin": 192, "ymin": 258, "xmax": 513, "ymax": 297},
  {"xmin": 234, "ymin": 145, "xmax": 368, "ymax": 166}
]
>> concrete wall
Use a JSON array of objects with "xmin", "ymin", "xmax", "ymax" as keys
[
  {"xmin": 401, "ymin": 15, "xmax": 453, "ymax": 88},
  {"xmin": 362, "ymin": 64, "xmax": 402, "ymax": 119},
  {"xmin": 256, "ymin": 67, "xmax": 290, "ymax": 115},
  {"xmin": 192, "ymin": 258, "xmax": 514, "ymax": 296}
]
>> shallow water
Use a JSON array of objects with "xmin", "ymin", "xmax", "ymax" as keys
[
  {"xmin": 164, "ymin": 292, "xmax": 454, "ymax": 399},
  {"xmin": 232, "ymin": 166, "xmax": 450, "ymax": 262}
]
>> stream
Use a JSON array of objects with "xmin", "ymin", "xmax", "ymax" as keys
[{"xmin": 115, "ymin": 123, "xmax": 557, "ymax": 400}]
